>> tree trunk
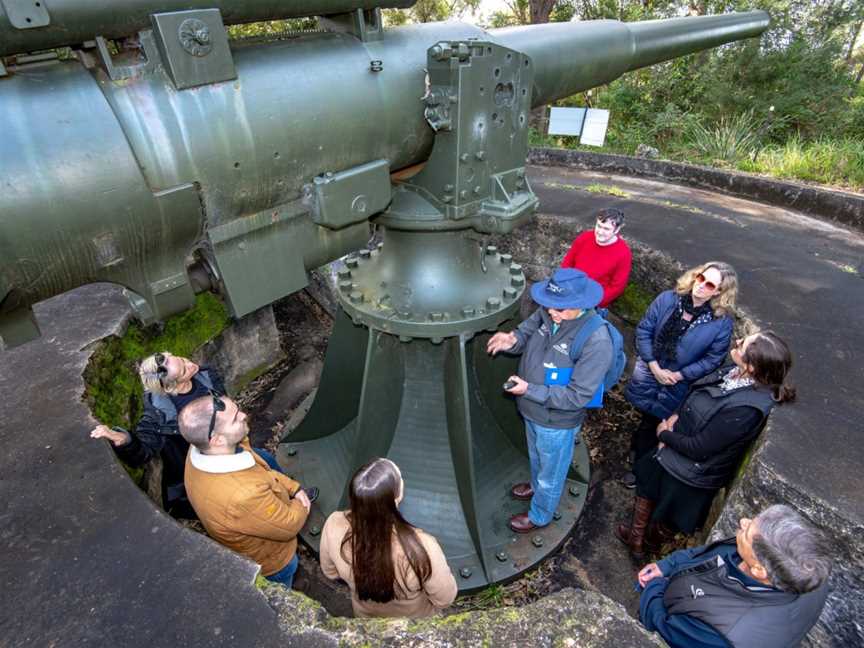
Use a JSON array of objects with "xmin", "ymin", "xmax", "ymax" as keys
[
  {"xmin": 528, "ymin": 0, "xmax": 557, "ymax": 137},
  {"xmin": 529, "ymin": 0, "xmax": 557, "ymax": 24},
  {"xmin": 846, "ymin": 20, "xmax": 863, "ymax": 63}
]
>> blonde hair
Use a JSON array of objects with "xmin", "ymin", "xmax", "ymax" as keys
[
  {"xmin": 675, "ymin": 261, "xmax": 738, "ymax": 317},
  {"xmin": 138, "ymin": 351, "xmax": 180, "ymax": 395}
]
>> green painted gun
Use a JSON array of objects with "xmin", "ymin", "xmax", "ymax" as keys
[{"xmin": 0, "ymin": 1, "xmax": 768, "ymax": 347}]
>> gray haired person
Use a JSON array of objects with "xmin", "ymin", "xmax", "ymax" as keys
[{"xmin": 636, "ymin": 504, "xmax": 831, "ymax": 648}]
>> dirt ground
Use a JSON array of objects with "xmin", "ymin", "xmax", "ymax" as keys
[{"xmin": 230, "ymin": 288, "xmax": 694, "ymax": 619}]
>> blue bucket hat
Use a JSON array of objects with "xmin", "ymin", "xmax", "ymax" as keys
[{"xmin": 530, "ymin": 268, "xmax": 603, "ymax": 310}]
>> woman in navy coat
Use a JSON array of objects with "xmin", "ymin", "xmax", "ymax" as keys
[{"xmin": 622, "ymin": 262, "xmax": 738, "ymax": 486}]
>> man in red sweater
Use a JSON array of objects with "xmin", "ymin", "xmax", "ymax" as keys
[{"xmin": 561, "ymin": 208, "xmax": 631, "ymax": 309}]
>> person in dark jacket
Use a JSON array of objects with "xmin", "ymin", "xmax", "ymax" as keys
[
  {"xmin": 637, "ymin": 504, "xmax": 831, "ymax": 648},
  {"xmin": 617, "ymin": 331, "xmax": 795, "ymax": 558},
  {"xmin": 487, "ymin": 269, "xmax": 613, "ymax": 533},
  {"xmin": 90, "ymin": 351, "xmax": 225, "ymax": 519},
  {"xmin": 621, "ymin": 261, "xmax": 738, "ymax": 489}
]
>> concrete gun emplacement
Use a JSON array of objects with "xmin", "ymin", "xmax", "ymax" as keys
[{"xmin": 0, "ymin": 0, "xmax": 768, "ymax": 589}]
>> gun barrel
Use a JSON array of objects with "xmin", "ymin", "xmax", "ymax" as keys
[
  {"xmin": 493, "ymin": 11, "xmax": 769, "ymax": 106},
  {"xmin": 1, "ymin": 12, "xmax": 769, "ymax": 346},
  {"xmin": 0, "ymin": 0, "xmax": 415, "ymax": 57}
]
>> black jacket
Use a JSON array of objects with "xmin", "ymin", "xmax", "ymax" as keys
[
  {"xmin": 656, "ymin": 367, "xmax": 775, "ymax": 489},
  {"xmin": 114, "ymin": 368, "xmax": 223, "ymax": 517},
  {"xmin": 663, "ymin": 539, "xmax": 828, "ymax": 648}
]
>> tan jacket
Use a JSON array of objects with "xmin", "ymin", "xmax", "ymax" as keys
[
  {"xmin": 320, "ymin": 511, "xmax": 457, "ymax": 618},
  {"xmin": 184, "ymin": 439, "xmax": 308, "ymax": 575}
]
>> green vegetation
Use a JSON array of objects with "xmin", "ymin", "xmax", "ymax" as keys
[
  {"xmin": 519, "ymin": 2, "xmax": 864, "ymax": 192},
  {"xmin": 542, "ymin": 181, "xmax": 630, "ymax": 197},
  {"xmin": 613, "ymin": 283, "xmax": 655, "ymax": 326},
  {"xmin": 584, "ymin": 183, "xmax": 630, "ymax": 198},
  {"xmin": 83, "ymin": 292, "xmax": 230, "ymax": 429},
  {"xmin": 738, "ymin": 137, "xmax": 864, "ymax": 189}
]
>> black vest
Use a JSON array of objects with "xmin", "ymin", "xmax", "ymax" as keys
[
  {"xmin": 664, "ymin": 539, "xmax": 828, "ymax": 648},
  {"xmin": 656, "ymin": 369, "xmax": 775, "ymax": 489}
]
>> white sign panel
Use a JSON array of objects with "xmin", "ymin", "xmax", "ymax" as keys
[
  {"xmin": 548, "ymin": 106, "xmax": 586, "ymax": 136},
  {"xmin": 579, "ymin": 109, "xmax": 610, "ymax": 147}
]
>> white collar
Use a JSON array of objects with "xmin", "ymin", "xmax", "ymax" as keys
[{"xmin": 190, "ymin": 445, "xmax": 256, "ymax": 473}]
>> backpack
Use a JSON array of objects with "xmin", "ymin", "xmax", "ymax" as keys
[{"xmin": 568, "ymin": 312, "xmax": 627, "ymax": 408}]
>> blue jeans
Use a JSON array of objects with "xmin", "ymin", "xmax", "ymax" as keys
[
  {"xmin": 265, "ymin": 553, "xmax": 299, "ymax": 588},
  {"xmin": 525, "ymin": 419, "xmax": 582, "ymax": 527},
  {"xmin": 254, "ymin": 447, "xmax": 283, "ymax": 473},
  {"xmin": 255, "ymin": 448, "xmax": 299, "ymax": 588}
]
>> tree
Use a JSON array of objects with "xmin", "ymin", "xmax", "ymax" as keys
[
  {"xmin": 530, "ymin": 0, "xmax": 559, "ymax": 24},
  {"xmin": 383, "ymin": 0, "xmax": 481, "ymax": 25}
]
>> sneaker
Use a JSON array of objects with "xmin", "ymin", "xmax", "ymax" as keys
[
  {"xmin": 620, "ymin": 472, "xmax": 636, "ymax": 490},
  {"xmin": 302, "ymin": 487, "xmax": 319, "ymax": 503}
]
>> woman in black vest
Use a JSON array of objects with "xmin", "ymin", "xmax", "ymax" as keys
[{"xmin": 617, "ymin": 331, "xmax": 795, "ymax": 559}]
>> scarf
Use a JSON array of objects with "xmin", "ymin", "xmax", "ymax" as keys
[
  {"xmin": 720, "ymin": 366, "xmax": 755, "ymax": 392},
  {"xmin": 652, "ymin": 293, "xmax": 714, "ymax": 364}
]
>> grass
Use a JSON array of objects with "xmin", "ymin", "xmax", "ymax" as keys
[
  {"xmin": 83, "ymin": 292, "xmax": 230, "ymax": 429},
  {"xmin": 531, "ymin": 126, "xmax": 864, "ymax": 193},
  {"xmin": 542, "ymin": 181, "xmax": 630, "ymax": 198},
  {"xmin": 738, "ymin": 137, "xmax": 864, "ymax": 191},
  {"xmin": 584, "ymin": 183, "xmax": 630, "ymax": 198}
]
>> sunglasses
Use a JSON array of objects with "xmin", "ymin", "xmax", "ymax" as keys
[
  {"xmin": 695, "ymin": 273, "xmax": 719, "ymax": 291},
  {"xmin": 154, "ymin": 353, "xmax": 170, "ymax": 388},
  {"xmin": 207, "ymin": 390, "xmax": 226, "ymax": 441}
]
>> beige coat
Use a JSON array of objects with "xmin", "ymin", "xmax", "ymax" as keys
[
  {"xmin": 320, "ymin": 511, "xmax": 457, "ymax": 618},
  {"xmin": 184, "ymin": 439, "xmax": 308, "ymax": 576}
]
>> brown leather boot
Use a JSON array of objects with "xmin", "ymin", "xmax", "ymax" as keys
[
  {"xmin": 614, "ymin": 496, "xmax": 655, "ymax": 560},
  {"xmin": 644, "ymin": 522, "xmax": 676, "ymax": 555}
]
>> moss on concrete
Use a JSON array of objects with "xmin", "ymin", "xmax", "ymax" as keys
[
  {"xmin": 231, "ymin": 362, "xmax": 271, "ymax": 394},
  {"xmin": 83, "ymin": 292, "xmax": 230, "ymax": 428},
  {"xmin": 611, "ymin": 283, "xmax": 654, "ymax": 326}
]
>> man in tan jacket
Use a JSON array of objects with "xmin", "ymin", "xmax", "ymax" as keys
[{"xmin": 179, "ymin": 394, "xmax": 310, "ymax": 587}]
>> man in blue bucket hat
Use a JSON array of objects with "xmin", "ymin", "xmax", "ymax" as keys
[{"xmin": 488, "ymin": 268, "xmax": 613, "ymax": 533}]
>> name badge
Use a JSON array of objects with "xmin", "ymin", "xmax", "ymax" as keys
[{"xmin": 544, "ymin": 366, "xmax": 572, "ymax": 385}]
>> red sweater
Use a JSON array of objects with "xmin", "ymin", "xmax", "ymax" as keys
[{"xmin": 561, "ymin": 231, "xmax": 632, "ymax": 308}]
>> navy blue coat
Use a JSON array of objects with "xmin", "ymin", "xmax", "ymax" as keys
[{"xmin": 625, "ymin": 290, "xmax": 733, "ymax": 419}]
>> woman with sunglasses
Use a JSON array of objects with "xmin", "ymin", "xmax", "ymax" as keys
[
  {"xmin": 621, "ymin": 262, "xmax": 738, "ymax": 488},
  {"xmin": 617, "ymin": 331, "xmax": 795, "ymax": 558},
  {"xmin": 89, "ymin": 352, "xmax": 224, "ymax": 519},
  {"xmin": 320, "ymin": 458, "xmax": 457, "ymax": 618}
]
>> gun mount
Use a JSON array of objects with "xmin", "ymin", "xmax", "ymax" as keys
[{"xmin": 0, "ymin": 3, "xmax": 769, "ymax": 589}]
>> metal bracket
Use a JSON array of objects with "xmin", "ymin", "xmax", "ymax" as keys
[
  {"xmin": 208, "ymin": 200, "xmax": 312, "ymax": 318},
  {"xmin": 306, "ymin": 159, "xmax": 391, "ymax": 230},
  {"xmin": 150, "ymin": 9, "xmax": 236, "ymax": 90},
  {"xmin": 1, "ymin": 0, "xmax": 49, "ymax": 29},
  {"xmin": 381, "ymin": 40, "xmax": 538, "ymax": 235},
  {"xmin": 319, "ymin": 8, "xmax": 383, "ymax": 42},
  {"xmin": 84, "ymin": 30, "xmax": 160, "ymax": 81}
]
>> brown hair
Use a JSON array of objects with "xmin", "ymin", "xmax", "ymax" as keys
[
  {"xmin": 341, "ymin": 458, "xmax": 432, "ymax": 603},
  {"xmin": 675, "ymin": 261, "xmax": 739, "ymax": 317},
  {"xmin": 742, "ymin": 330, "xmax": 796, "ymax": 403}
]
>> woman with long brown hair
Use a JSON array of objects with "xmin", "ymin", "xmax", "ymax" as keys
[
  {"xmin": 617, "ymin": 330, "xmax": 796, "ymax": 559},
  {"xmin": 319, "ymin": 458, "xmax": 457, "ymax": 617}
]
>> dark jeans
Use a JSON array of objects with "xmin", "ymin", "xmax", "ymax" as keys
[{"xmin": 631, "ymin": 412, "xmax": 662, "ymax": 462}]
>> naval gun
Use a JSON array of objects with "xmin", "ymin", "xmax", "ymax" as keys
[{"xmin": 0, "ymin": 1, "xmax": 769, "ymax": 589}]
